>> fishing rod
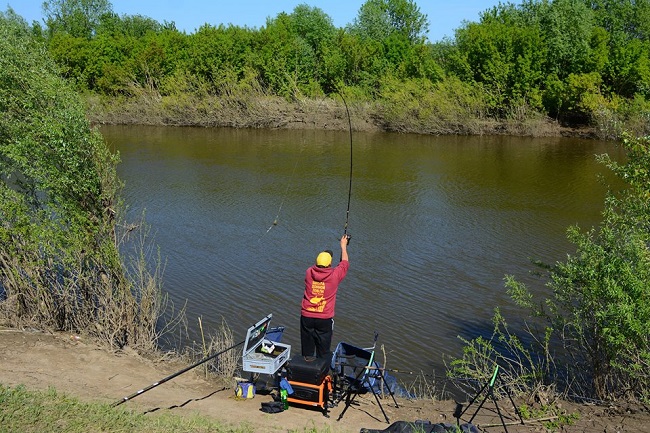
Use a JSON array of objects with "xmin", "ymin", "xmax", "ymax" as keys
[
  {"xmin": 338, "ymin": 91, "xmax": 353, "ymax": 244},
  {"xmin": 334, "ymin": 363, "xmax": 438, "ymax": 379},
  {"xmin": 333, "ymin": 362, "xmax": 481, "ymax": 384},
  {"xmin": 112, "ymin": 339, "xmax": 244, "ymax": 407}
]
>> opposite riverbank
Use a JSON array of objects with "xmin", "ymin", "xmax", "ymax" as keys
[{"xmin": 85, "ymin": 93, "xmax": 603, "ymax": 140}]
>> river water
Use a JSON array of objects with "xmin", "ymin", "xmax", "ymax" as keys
[{"xmin": 101, "ymin": 125, "xmax": 621, "ymax": 383}]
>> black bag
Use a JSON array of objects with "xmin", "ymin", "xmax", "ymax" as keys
[
  {"xmin": 260, "ymin": 401, "xmax": 284, "ymax": 414},
  {"xmin": 360, "ymin": 421, "xmax": 479, "ymax": 433},
  {"xmin": 286, "ymin": 355, "xmax": 331, "ymax": 385}
]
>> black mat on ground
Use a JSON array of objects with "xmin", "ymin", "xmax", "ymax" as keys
[{"xmin": 359, "ymin": 421, "xmax": 479, "ymax": 433}]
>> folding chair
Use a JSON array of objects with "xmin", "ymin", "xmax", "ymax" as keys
[{"xmin": 331, "ymin": 333, "xmax": 399, "ymax": 423}]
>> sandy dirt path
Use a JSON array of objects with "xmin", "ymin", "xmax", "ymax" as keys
[{"xmin": 1, "ymin": 328, "xmax": 648, "ymax": 433}]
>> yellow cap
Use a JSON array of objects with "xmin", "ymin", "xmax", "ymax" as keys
[{"xmin": 316, "ymin": 251, "xmax": 333, "ymax": 267}]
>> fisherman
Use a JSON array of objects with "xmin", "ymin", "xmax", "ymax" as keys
[{"xmin": 300, "ymin": 234, "xmax": 350, "ymax": 358}]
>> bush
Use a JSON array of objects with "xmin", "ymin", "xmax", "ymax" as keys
[
  {"xmin": 0, "ymin": 10, "xmax": 164, "ymax": 351},
  {"xmin": 376, "ymin": 75, "xmax": 490, "ymax": 134},
  {"xmin": 451, "ymin": 133, "xmax": 650, "ymax": 404}
]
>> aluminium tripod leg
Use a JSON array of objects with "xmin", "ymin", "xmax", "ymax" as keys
[
  {"xmin": 460, "ymin": 375, "xmax": 490, "ymax": 421},
  {"xmin": 503, "ymin": 377, "xmax": 525, "ymax": 425},
  {"xmin": 490, "ymin": 387, "xmax": 510, "ymax": 433},
  {"xmin": 336, "ymin": 384, "xmax": 361, "ymax": 421},
  {"xmin": 468, "ymin": 385, "xmax": 491, "ymax": 424},
  {"xmin": 365, "ymin": 375, "xmax": 390, "ymax": 423},
  {"xmin": 376, "ymin": 369, "xmax": 399, "ymax": 408},
  {"xmin": 468, "ymin": 365, "xmax": 500, "ymax": 424}
]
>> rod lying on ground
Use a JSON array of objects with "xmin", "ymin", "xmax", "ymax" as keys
[{"xmin": 112, "ymin": 340, "xmax": 244, "ymax": 407}]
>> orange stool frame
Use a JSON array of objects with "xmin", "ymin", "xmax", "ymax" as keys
[{"xmin": 286, "ymin": 375, "xmax": 332, "ymax": 416}]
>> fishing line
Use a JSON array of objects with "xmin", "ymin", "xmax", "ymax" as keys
[
  {"xmin": 260, "ymin": 145, "xmax": 304, "ymax": 239},
  {"xmin": 261, "ymin": 93, "xmax": 352, "ymax": 240},
  {"xmin": 264, "ymin": 149, "xmax": 302, "ymax": 234}
]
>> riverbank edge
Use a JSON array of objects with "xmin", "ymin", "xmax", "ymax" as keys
[
  {"xmin": 3, "ymin": 327, "xmax": 649, "ymax": 433},
  {"xmin": 85, "ymin": 93, "xmax": 602, "ymax": 140}
]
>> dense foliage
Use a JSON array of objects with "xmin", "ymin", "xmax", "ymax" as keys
[
  {"xmin": 0, "ymin": 10, "xmax": 161, "ymax": 350},
  {"xmin": 14, "ymin": 0, "xmax": 650, "ymax": 136}
]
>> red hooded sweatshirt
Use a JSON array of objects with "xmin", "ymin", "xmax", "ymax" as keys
[{"xmin": 301, "ymin": 260, "xmax": 349, "ymax": 319}]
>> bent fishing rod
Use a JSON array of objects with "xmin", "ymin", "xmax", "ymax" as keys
[
  {"xmin": 338, "ymin": 91, "xmax": 353, "ymax": 244},
  {"xmin": 112, "ymin": 339, "xmax": 244, "ymax": 407}
]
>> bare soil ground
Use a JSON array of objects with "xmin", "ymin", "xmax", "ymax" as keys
[{"xmin": 1, "ymin": 328, "xmax": 648, "ymax": 433}]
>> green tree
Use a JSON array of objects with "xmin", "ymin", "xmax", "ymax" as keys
[
  {"xmin": 84, "ymin": 32, "xmax": 136, "ymax": 94},
  {"xmin": 290, "ymin": 4, "xmax": 339, "ymax": 92},
  {"xmin": 350, "ymin": 0, "xmax": 428, "ymax": 43},
  {"xmin": 291, "ymin": 4, "xmax": 336, "ymax": 53},
  {"xmin": 589, "ymin": 0, "xmax": 650, "ymax": 41},
  {"xmin": 187, "ymin": 24, "xmax": 255, "ymax": 95},
  {"xmin": 335, "ymin": 29, "xmax": 383, "ymax": 91},
  {"xmin": 96, "ymin": 12, "xmax": 164, "ymax": 37},
  {"xmin": 0, "ymin": 10, "xmax": 161, "ymax": 350},
  {"xmin": 346, "ymin": 0, "xmax": 434, "ymax": 88},
  {"xmin": 43, "ymin": 0, "xmax": 113, "ymax": 38},
  {"xmin": 46, "ymin": 31, "xmax": 92, "ymax": 85},
  {"xmin": 449, "ymin": 3, "xmax": 547, "ymax": 113},
  {"xmin": 253, "ymin": 6, "xmax": 338, "ymax": 97},
  {"xmin": 539, "ymin": 0, "xmax": 597, "ymax": 78},
  {"xmin": 604, "ymin": 38, "xmax": 650, "ymax": 98}
]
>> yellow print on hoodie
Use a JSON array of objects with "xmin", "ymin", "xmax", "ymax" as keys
[{"xmin": 308, "ymin": 281, "xmax": 326, "ymax": 312}]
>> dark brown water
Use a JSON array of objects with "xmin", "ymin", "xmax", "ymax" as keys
[{"xmin": 102, "ymin": 125, "xmax": 621, "ymax": 382}]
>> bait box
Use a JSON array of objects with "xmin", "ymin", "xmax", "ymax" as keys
[
  {"xmin": 242, "ymin": 314, "xmax": 291, "ymax": 375},
  {"xmin": 286, "ymin": 354, "xmax": 331, "ymax": 385}
]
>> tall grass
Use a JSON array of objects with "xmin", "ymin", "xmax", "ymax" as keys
[
  {"xmin": 0, "ymin": 214, "xmax": 177, "ymax": 353},
  {"xmin": 188, "ymin": 317, "xmax": 240, "ymax": 389},
  {"xmin": 84, "ymin": 71, "xmax": 625, "ymax": 139}
]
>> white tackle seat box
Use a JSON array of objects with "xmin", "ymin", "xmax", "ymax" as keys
[{"xmin": 242, "ymin": 314, "xmax": 291, "ymax": 375}]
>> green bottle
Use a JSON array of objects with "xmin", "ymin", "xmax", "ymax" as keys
[{"xmin": 280, "ymin": 389, "xmax": 288, "ymax": 410}]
